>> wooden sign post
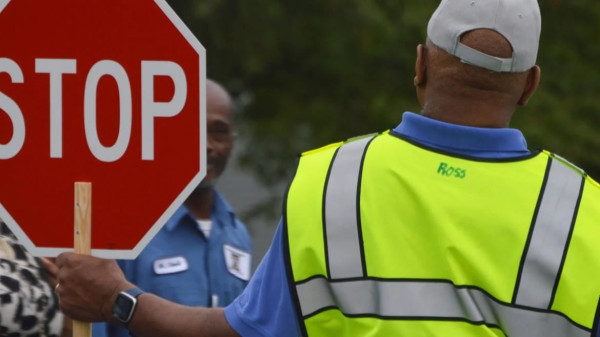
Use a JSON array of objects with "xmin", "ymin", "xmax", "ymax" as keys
[{"xmin": 74, "ymin": 182, "xmax": 92, "ymax": 337}]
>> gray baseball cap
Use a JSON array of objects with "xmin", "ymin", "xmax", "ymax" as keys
[{"xmin": 427, "ymin": 0, "xmax": 541, "ymax": 72}]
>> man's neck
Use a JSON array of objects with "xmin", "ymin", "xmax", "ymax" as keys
[
  {"xmin": 184, "ymin": 188, "xmax": 214, "ymax": 220},
  {"xmin": 421, "ymin": 98, "xmax": 514, "ymax": 128}
]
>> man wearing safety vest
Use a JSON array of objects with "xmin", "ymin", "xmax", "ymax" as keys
[{"xmin": 55, "ymin": 0, "xmax": 600, "ymax": 336}]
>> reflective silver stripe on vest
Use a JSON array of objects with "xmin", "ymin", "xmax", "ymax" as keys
[
  {"xmin": 324, "ymin": 135, "xmax": 373, "ymax": 279},
  {"xmin": 515, "ymin": 158, "xmax": 584, "ymax": 309},
  {"xmin": 296, "ymin": 277, "xmax": 590, "ymax": 337}
]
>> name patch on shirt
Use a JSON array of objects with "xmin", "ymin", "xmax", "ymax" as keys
[
  {"xmin": 153, "ymin": 256, "xmax": 189, "ymax": 275},
  {"xmin": 438, "ymin": 162, "xmax": 467, "ymax": 179},
  {"xmin": 223, "ymin": 244, "xmax": 251, "ymax": 281}
]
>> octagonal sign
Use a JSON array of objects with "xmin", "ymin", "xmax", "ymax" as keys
[{"xmin": 0, "ymin": 0, "xmax": 206, "ymax": 258}]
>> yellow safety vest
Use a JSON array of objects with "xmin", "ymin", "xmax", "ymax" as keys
[{"xmin": 284, "ymin": 131, "xmax": 600, "ymax": 337}]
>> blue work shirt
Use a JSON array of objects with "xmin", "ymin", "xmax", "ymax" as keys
[
  {"xmin": 96, "ymin": 190, "xmax": 252, "ymax": 337},
  {"xmin": 224, "ymin": 111, "xmax": 531, "ymax": 337}
]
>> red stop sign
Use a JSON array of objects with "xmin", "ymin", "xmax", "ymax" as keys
[{"xmin": 0, "ymin": 0, "xmax": 206, "ymax": 258}]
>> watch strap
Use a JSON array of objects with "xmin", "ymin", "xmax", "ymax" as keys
[{"xmin": 124, "ymin": 287, "xmax": 145, "ymax": 298}]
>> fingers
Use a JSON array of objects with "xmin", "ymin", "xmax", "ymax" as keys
[
  {"xmin": 40, "ymin": 257, "xmax": 59, "ymax": 281},
  {"xmin": 55, "ymin": 252, "xmax": 75, "ymax": 268},
  {"xmin": 54, "ymin": 253, "xmax": 75, "ymax": 289}
]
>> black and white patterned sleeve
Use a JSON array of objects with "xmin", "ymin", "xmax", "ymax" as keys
[{"xmin": 0, "ymin": 222, "xmax": 63, "ymax": 337}]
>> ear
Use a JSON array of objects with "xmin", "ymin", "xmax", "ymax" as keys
[
  {"xmin": 414, "ymin": 44, "xmax": 427, "ymax": 107},
  {"xmin": 517, "ymin": 65, "xmax": 541, "ymax": 106}
]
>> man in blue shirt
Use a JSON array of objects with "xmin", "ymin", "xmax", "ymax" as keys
[
  {"xmin": 223, "ymin": 112, "xmax": 535, "ymax": 337},
  {"xmin": 93, "ymin": 79, "xmax": 252, "ymax": 337},
  {"xmin": 55, "ymin": 0, "xmax": 600, "ymax": 336}
]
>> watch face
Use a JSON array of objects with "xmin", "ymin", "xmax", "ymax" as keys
[{"xmin": 113, "ymin": 293, "xmax": 135, "ymax": 322}]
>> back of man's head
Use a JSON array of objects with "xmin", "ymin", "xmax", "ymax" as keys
[{"xmin": 418, "ymin": 0, "xmax": 542, "ymax": 124}]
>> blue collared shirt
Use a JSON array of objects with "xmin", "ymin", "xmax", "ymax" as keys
[
  {"xmin": 95, "ymin": 190, "xmax": 252, "ymax": 337},
  {"xmin": 394, "ymin": 111, "xmax": 530, "ymax": 158},
  {"xmin": 224, "ymin": 111, "xmax": 531, "ymax": 337}
]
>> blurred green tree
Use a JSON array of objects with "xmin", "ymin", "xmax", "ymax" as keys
[{"xmin": 168, "ymin": 0, "xmax": 600, "ymax": 198}]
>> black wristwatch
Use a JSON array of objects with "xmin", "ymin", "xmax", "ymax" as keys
[{"xmin": 112, "ymin": 288, "xmax": 145, "ymax": 326}]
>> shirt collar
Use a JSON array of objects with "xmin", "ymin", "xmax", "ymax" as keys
[
  {"xmin": 165, "ymin": 190, "xmax": 236, "ymax": 232},
  {"xmin": 392, "ymin": 111, "xmax": 529, "ymax": 157},
  {"xmin": 212, "ymin": 190, "xmax": 236, "ymax": 217}
]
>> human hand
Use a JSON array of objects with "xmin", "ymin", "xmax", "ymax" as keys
[{"xmin": 55, "ymin": 252, "xmax": 134, "ymax": 324}]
